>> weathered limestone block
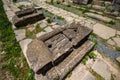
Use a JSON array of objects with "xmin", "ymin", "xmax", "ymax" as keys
[{"xmin": 27, "ymin": 39, "xmax": 52, "ymax": 73}]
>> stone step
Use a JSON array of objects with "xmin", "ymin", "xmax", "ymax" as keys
[{"xmin": 85, "ymin": 13, "xmax": 112, "ymax": 23}]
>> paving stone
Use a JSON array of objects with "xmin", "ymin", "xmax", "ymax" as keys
[
  {"xmin": 3, "ymin": 5, "xmax": 11, "ymax": 11},
  {"xmin": 51, "ymin": 22, "xmax": 57, "ymax": 26},
  {"xmin": 14, "ymin": 29, "xmax": 26, "ymax": 36},
  {"xmin": 116, "ymin": 56, "xmax": 120, "ymax": 63},
  {"xmin": 14, "ymin": 29, "xmax": 26, "ymax": 41},
  {"xmin": 85, "ymin": 13, "xmax": 112, "ymax": 23},
  {"xmin": 52, "ymin": 25, "xmax": 61, "ymax": 29},
  {"xmin": 36, "ymin": 31, "xmax": 46, "ymax": 38},
  {"xmin": 6, "ymin": 10, "xmax": 15, "ymax": 18},
  {"xmin": 113, "ymin": 37, "xmax": 120, "ymax": 47},
  {"xmin": 81, "ymin": 71, "xmax": 96, "ymax": 80},
  {"xmin": 92, "ymin": 5, "xmax": 105, "ymax": 11},
  {"xmin": 116, "ymin": 17, "xmax": 120, "ymax": 20},
  {"xmin": 93, "ymin": 23, "xmax": 116, "ymax": 39},
  {"xmin": 92, "ymin": 59, "xmax": 111, "ymax": 80},
  {"xmin": 19, "ymin": 39, "xmax": 32, "ymax": 64},
  {"xmin": 44, "ymin": 27, "xmax": 53, "ymax": 32},
  {"xmin": 39, "ymin": 22, "xmax": 47, "ymax": 28},
  {"xmin": 28, "ymin": 26, "xmax": 35, "ymax": 32},
  {"xmin": 107, "ymin": 39, "xmax": 116, "ymax": 46},
  {"xmin": 65, "ymin": 64, "xmax": 88, "ymax": 80}
]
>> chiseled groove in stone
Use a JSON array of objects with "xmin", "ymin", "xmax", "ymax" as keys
[{"xmin": 27, "ymin": 39, "xmax": 52, "ymax": 73}]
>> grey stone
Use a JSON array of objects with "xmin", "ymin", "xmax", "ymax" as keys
[
  {"xmin": 52, "ymin": 25, "xmax": 61, "ymax": 29},
  {"xmin": 36, "ymin": 32, "xmax": 46, "ymax": 38},
  {"xmin": 14, "ymin": 29, "xmax": 26, "ymax": 41},
  {"xmin": 19, "ymin": 39, "xmax": 32, "ymax": 64},
  {"xmin": 44, "ymin": 27, "xmax": 53, "ymax": 32},
  {"xmin": 113, "ymin": 37, "xmax": 120, "ymax": 47},
  {"xmin": 39, "ymin": 22, "xmax": 47, "ymax": 28},
  {"xmin": 85, "ymin": 13, "xmax": 112, "ymax": 23},
  {"xmin": 92, "ymin": 5, "xmax": 105, "ymax": 11},
  {"xmin": 27, "ymin": 39, "xmax": 52, "ymax": 73},
  {"xmin": 81, "ymin": 71, "xmax": 96, "ymax": 80},
  {"xmin": 116, "ymin": 56, "xmax": 120, "ymax": 63},
  {"xmin": 107, "ymin": 39, "xmax": 116, "ymax": 46},
  {"xmin": 92, "ymin": 59, "xmax": 111, "ymax": 80}
]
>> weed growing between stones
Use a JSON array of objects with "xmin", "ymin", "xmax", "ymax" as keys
[
  {"xmin": 67, "ymin": 72, "xmax": 72, "ymax": 78},
  {"xmin": 0, "ymin": 0, "xmax": 35, "ymax": 79}
]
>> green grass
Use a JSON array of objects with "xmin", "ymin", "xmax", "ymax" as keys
[
  {"xmin": 88, "ymin": 52, "xmax": 97, "ymax": 59},
  {"xmin": 26, "ymin": 24, "xmax": 45, "ymax": 38},
  {"xmin": 67, "ymin": 72, "xmax": 72, "ymax": 78},
  {"xmin": 115, "ymin": 47, "xmax": 120, "ymax": 51},
  {"xmin": 0, "ymin": 0, "xmax": 35, "ymax": 79},
  {"xmin": 82, "ymin": 56, "xmax": 89, "ymax": 65}
]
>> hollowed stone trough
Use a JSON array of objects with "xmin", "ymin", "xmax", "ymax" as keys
[
  {"xmin": 26, "ymin": 23, "xmax": 94, "ymax": 80},
  {"xmin": 12, "ymin": 8, "xmax": 45, "ymax": 27}
]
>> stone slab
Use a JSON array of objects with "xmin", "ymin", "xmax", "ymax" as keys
[
  {"xmin": 27, "ymin": 39, "xmax": 52, "ymax": 73},
  {"xmin": 39, "ymin": 22, "xmax": 47, "ymax": 28},
  {"xmin": 44, "ymin": 27, "xmax": 53, "ymax": 32},
  {"xmin": 14, "ymin": 29, "xmax": 26, "ymax": 41},
  {"xmin": 36, "ymin": 32, "xmax": 46, "ymax": 38},
  {"xmin": 92, "ymin": 59, "xmax": 111, "ymax": 80},
  {"xmin": 85, "ymin": 13, "xmax": 112, "ymax": 23},
  {"xmin": 93, "ymin": 23, "xmax": 117, "ymax": 39},
  {"xmin": 19, "ymin": 39, "xmax": 32, "ymax": 65}
]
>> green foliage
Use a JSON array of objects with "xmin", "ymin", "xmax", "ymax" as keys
[
  {"xmin": 82, "ymin": 8, "xmax": 90, "ymax": 14},
  {"xmin": 88, "ymin": 52, "xmax": 96, "ymax": 59},
  {"xmin": 67, "ymin": 72, "xmax": 72, "ymax": 78},
  {"xmin": 26, "ymin": 69, "xmax": 35, "ymax": 80},
  {"xmin": 89, "ymin": 33, "xmax": 97, "ymax": 44},
  {"xmin": 67, "ymin": 4, "xmax": 71, "ymax": 7},
  {"xmin": 108, "ymin": 20, "xmax": 115, "ymax": 25},
  {"xmin": 115, "ymin": 47, "xmax": 120, "ymax": 51},
  {"xmin": 18, "ymin": 5, "xmax": 25, "ymax": 10},
  {"xmin": 82, "ymin": 56, "xmax": 89, "ymax": 65},
  {"xmin": 12, "ymin": 0, "xmax": 17, "ymax": 3},
  {"xmin": 51, "ymin": 0, "xmax": 53, "ymax": 4},
  {"xmin": 56, "ymin": 0, "xmax": 60, "ymax": 4}
]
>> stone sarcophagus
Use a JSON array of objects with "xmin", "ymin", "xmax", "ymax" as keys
[
  {"xmin": 27, "ymin": 23, "xmax": 94, "ymax": 80},
  {"xmin": 12, "ymin": 8, "xmax": 45, "ymax": 27}
]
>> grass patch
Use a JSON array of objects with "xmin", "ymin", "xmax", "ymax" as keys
[
  {"xmin": 26, "ymin": 24, "xmax": 45, "ymax": 38},
  {"xmin": 0, "ymin": 0, "xmax": 35, "ymax": 79},
  {"xmin": 108, "ymin": 20, "xmax": 115, "ymax": 25},
  {"xmin": 18, "ymin": 5, "xmax": 25, "ymax": 10},
  {"xmin": 88, "ymin": 52, "xmax": 97, "ymax": 59},
  {"xmin": 43, "ymin": 9, "xmax": 66, "ymax": 25},
  {"xmin": 82, "ymin": 56, "xmax": 89, "ymax": 65},
  {"xmin": 67, "ymin": 72, "xmax": 72, "ymax": 78},
  {"xmin": 115, "ymin": 47, "xmax": 120, "ymax": 51}
]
